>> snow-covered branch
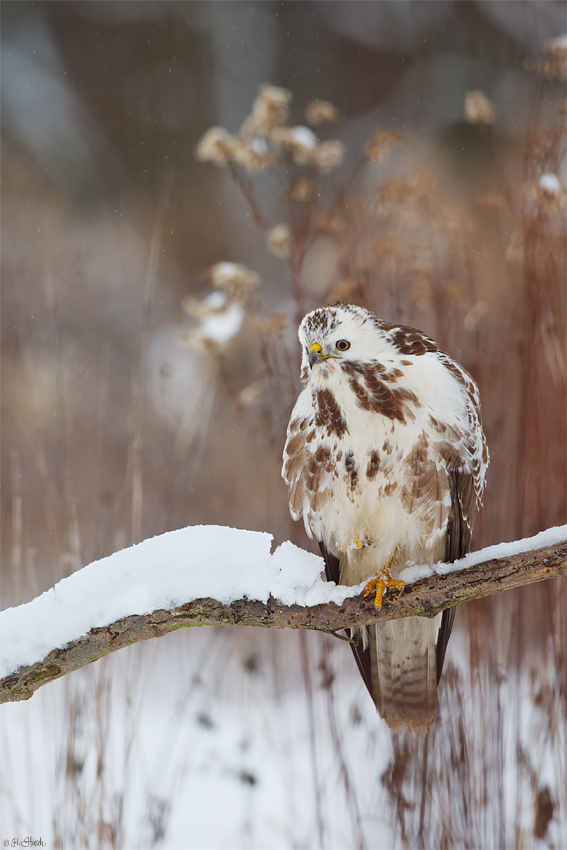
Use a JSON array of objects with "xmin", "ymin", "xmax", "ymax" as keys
[{"xmin": 1, "ymin": 525, "xmax": 565, "ymax": 703}]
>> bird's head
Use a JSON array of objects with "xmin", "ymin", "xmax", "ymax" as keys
[{"xmin": 298, "ymin": 303, "xmax": 393, "ymax": 379}]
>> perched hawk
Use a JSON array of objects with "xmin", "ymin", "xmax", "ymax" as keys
[{"xmin": 282, "ymin": 303, "xmax": 488, "ymax": 733}]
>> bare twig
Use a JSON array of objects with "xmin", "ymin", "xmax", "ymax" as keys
[{"xmin": 1, "ymin": 538, "xmax": 565, "ymax": 704}]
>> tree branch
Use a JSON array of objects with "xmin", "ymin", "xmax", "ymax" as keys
[{"xmin": 1, "ymin": 538, "xmax": 565, "ymax": 704}]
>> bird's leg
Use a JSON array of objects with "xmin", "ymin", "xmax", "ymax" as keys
[{"xmin": 362, "ymin": 549, "xmax": 405, "ymax": 609}]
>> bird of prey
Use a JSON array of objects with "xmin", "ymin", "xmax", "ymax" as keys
[{"xmin": 282, "ymin": 303, "xmax": 488, "ymax": 733}]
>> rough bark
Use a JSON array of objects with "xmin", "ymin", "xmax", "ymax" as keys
[{"xmin": 1, "ymin": 539, "xmax": 565, "ymax": 704}]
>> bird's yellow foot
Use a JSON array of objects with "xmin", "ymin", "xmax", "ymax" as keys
[
  {"xmin": 362, "ymin": 554, "xmax": 405, "ymax": 609},
  {"xmin": 354, "ymin": 534, "xmax": 371, "ymax": 549}
]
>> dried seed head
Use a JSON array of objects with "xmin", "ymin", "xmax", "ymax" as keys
[
  {"xmin": 271, "ymin": 125, "xmax": 318, "ymax": 165},
  {"xmin": 364, "ymin": 128, "xmax": 408, "ymax": 162},
  {"xmin": 465, "ymin": 91, "xmax": 496, "ymax": 124},
  {"xmin": 238, "ymin": 382, "xmax": 264, "ymax": 410},
  {"xmin": 526, "ymin": 35, "xmax": 567, "ymax": 80},
  {"xmin": 312, "ymin": 140, "xmax": 345, "ymax": 173},
  {"xmin": 522, "ymin": 174, "xmax": 566, "ymax": 213},
  {"xmin": 464, "ymin": 300, "xmax": 489, "ymax": 332},
  {"xmin": 208, "ymin": 262, "xmax": 260, "ymax": 301},
  {"xmin": 286, "ymin": 177, "xmax": 317, "ymax": 203},
  {"xmin": 183, "ymin": 291, "xmax": 245, "ymax": 347},
  {"xmin": 241, "ymin": 84, "xmax": 293, "ymax": 138},
  {"xmin": 229, "ymin": 137, "xmax": 275, "ymax": 172},
  {"xmin": 257, "ymin": 84, "xmax": 293, "ymax": 115},
  {"xmin": 305, "ymin": 99, "xmax": 341, "ymax": 126},
  {"xmin": 195, "ymin": 127, "xmax": 233, "ymax": 165},
  {"xmin": 266, "ymin": 223, "xmax": 292, "ymax": 259}
]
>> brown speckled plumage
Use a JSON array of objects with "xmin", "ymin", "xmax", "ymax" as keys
[{"xmin": 282, "ymin": 303, "xmax": 489, "ymax": 733}]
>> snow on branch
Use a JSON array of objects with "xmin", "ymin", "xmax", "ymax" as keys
[{"xmin": 1, "ymin": 525, "xmax": 566, "ymax": 704}]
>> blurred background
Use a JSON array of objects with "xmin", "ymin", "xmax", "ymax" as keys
[{"xmin": 1, "ymin": 2, "xmax": 565, "ymax": 848}]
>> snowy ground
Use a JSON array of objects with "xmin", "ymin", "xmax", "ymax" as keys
[
  {"xmin": 1, "ymin": 525, "xmax": 565, "ymax": 848},
  {"xmin": 2, "ymin": 526, "xmax": 566, "ymax": 848},
  {"xmin": 2, "ymin": 618, "xmax": 565, "ymax": 849},
  {"xmin": 2, "ymin": 626, "xmax": 397, "ymax": 849}
]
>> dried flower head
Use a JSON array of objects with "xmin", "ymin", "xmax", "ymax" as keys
[
  {"xmin": 229, "ymin": 137, "xmax": 275, "ymax": 172},
  {"xmin": 312, "ymin": 140, "xmax": 345, "ymax": 173},
  {"xmin": 207, "ymin": 262, "xmax": 260, "ymax": 302},
  {"xmin": 305, "ymin": 99, "xmax": 341, "ymax": 126},
  {"xmin": 241, "ymin": 84, "xmax": 292, "ymax": 138},
  {"xmin": 182, "ymin": 291, "xmax": 245, "ymax": 347},
  {"xmin": 238, "ymin": 382, "xmax": 264, "ymax": 410},
  {"xmin": 195, "ymin": 127, "xmax": 233, "ymax": 165},
  {"xmin": 364, "ymin": 128, "xmax": 408, "ymax": 162},
  {"xmin": 525, "ymin": 35, "xmax": 567, "ymax": 80},
  {"xmin": 522, "ymin": 174, "xmax": 566, "ymax": 213},
  {"xmin": 464, "ymin": 300, "xmax": 489, "ymax": 332},
  {"xmin": 465, "ymin": 91, "xmax": 496, "ymax": 124},
  {"xmin": 270, "ymin": 125, "xmax": 318, "ymax": 165},
  {"xmin": 266, "ymin": 223, "xmax": 292, "ymax": 259},
  {"xmin": 286, "ymin": 177, "xmax": 317, "ymax": 203}
]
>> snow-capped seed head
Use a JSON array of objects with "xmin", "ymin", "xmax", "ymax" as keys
[
  {"xmin": 465, "ymin": 91, "xmax": 496, "ymax": 124},
  {"xmin": 545, "ymin": 34, "xmax": 567, "ymax": 72},
  {"xmin": 539, "ymin": 173, "xmax": 561, "ymax": 196},
  {"xmin": 183, "ymin": 291, "xmax": 245, "ymax": 346},
  {"xmin": 229, "ymin": 137, "xmax": 275, "ymax": 172},
  {"xmin": 271, "ymin": 126, "xmax": 318, "ymax": 165},
  {"xmin": 209, "ymin": 262, "xmax": 260, "ymax": 301},
  {"xmin": 525, "ymin": 35, "xmax": 567, "ymax": 80}
]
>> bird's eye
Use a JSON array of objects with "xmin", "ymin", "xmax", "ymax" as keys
[{"xmin": 336, "ymin": 339, "xmax": 350, "ymax": 351}]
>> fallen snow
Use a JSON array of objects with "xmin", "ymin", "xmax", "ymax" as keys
[
  {"xmin": 547, "ymin": 33, "xmax": 567, "ymax": 49},
  {"xmin": 0, "ymin": 527, "xmax": 350, "ymax": 680},
  {"xmin": 539, "ymin": 172, "xmax": 561, "ymax": 196},
  {"xmin": 288, "ymin": 125, "xmax": 318, "ymax": 149},
  {"xmin": 399, "ymin": 523, "xmax": 567, "ymax": 584},
  {"xmin": 1, "ymin": 524, "xmax": 565, "ymax": 680},
  {"xmin": 197, "ymin": 291, "xmax": 244, "ymax": 343}
]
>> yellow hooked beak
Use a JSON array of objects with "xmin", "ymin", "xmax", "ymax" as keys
[{"xmin": 308, "ymin": 342, "xmax": 331, "ymax": 369}]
